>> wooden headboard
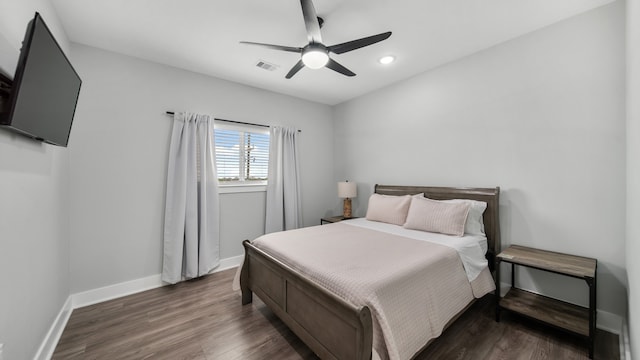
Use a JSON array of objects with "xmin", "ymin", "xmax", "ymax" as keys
[{"xmin": 374, "ymin": 184, "xmax": 501, "ymax": 271}]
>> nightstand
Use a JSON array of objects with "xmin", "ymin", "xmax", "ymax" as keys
[
  {"xmin": 496, "ymin": 245, "xmax": 597, "ymax": 358},
  {"xmin": 320, "ymin": 215, "xmax": 356, "ymax": 225}
]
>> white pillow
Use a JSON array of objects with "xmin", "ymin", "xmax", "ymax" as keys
[
  {"xmin": 403, "ymin": 197, "xmax": 471, "ymax": 237},
  {"xmin": 365, "ymin": 194, "xmax": 412, "ymax": 226},
  {"xmin": 442, "ymin": 199, "xmax": 487, "ymax": 235}
]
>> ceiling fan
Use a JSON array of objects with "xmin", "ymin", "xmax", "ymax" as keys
[{"xmin": 240, "ymin": 0, "xmax": 392, "ymax": 79}]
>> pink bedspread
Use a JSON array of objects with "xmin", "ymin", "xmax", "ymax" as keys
[{"xmin": 252, "ymin": 223, "xmax": 495, "ymax": 360}]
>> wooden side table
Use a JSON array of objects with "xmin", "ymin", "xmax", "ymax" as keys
[
  {"xmin": 320, "ymin": 215, "xmax": 356, "ymax": 225},
  {"xmin": 495, "ymin": 245, "xmax": 597, "ymax": 358}
]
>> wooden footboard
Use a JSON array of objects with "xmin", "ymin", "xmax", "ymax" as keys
[{"xmin": 240, "ymin": 240, "xmax": 373, "ymax": 360}]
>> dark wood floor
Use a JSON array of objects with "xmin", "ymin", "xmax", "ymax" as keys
[{"xmin": 53, "ymin": 268, "xmax": 619, "ymax": 359}]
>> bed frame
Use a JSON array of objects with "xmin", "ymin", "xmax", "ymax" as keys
[{"xmin": 240, "ymin": 185, "xmax": 500, "ymax": 360}]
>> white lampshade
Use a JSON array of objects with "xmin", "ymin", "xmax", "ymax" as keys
[
  {"xmin": 302, "ymin": 49, "xmax": 329, "ymax": 69},
  {"xmin": 338, "ymin": 181, "xmax": 357, "ymax": 198}
]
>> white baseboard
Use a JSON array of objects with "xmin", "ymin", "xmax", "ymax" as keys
[
  {"xmin": 597, "ymin": 310, "xmax": 623, "ymax": 335},
  {"xmin": 622, "ymin": 321, "xmax": 631, "ymax": 360},
  {"xmin": 72, "ymin": 273, "xmax": 164, "ymax": 309},
  {"xmin": 216, "ymin": 254, "xmax": 244, "ymax": 272},
  {"xmin": 36, "ymin": 255, "xmax": 244, "ymax": 360},
  {"xmin": 33, "ymin": 296, "xmax": 73, "ymax": 360}
]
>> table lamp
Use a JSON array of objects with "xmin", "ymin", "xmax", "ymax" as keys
[{"xmin": 338, "ymin": 181, "xmax": 357, "ymax": 218}]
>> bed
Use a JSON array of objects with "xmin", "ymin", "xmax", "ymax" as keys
[{"xmin": 240, "ymin": 185, "xmax": 501, "ymax": 360}]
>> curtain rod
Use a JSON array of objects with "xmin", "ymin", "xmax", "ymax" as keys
[{"xmin": 165, "ymin": 111, "xmax": 301, "ymax": 132}]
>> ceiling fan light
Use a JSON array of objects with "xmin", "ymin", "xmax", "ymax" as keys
[{"xmin": 302, "ymin": 49, "xmax": 329, "ymax": 69}]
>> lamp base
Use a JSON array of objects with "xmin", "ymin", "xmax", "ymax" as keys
[{"xmin": 343, "ymin": 198, "xmax": 352, "ymax": 218}]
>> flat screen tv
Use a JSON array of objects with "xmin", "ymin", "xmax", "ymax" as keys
[{"xmin": 0, "ymin": 12, "xmax": 82, "ymax": 147}]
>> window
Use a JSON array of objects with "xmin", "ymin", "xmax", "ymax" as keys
[{"xmin": 214, "ymin": 122, "xmax": 269, "ymax": 186}]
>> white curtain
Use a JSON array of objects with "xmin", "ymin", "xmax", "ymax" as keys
[
  {"xmin": 265, "ymin": 126, "xmax": 302, "ymax": 233},
  {"xmin": 162, "ymin": 112, "xmax": 220, "ymax": 284}
]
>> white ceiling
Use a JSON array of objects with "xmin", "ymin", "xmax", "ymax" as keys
[{"xmin": 51, "ymin": 0, "xmax": 615, "ymax": 105}]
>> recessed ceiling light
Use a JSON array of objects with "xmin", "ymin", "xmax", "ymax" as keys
[{"xmin": 379, "ymin": 55, "xmax": 395, "ymax": 65}]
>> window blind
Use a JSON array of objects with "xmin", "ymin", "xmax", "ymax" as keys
[{"xmin": 215, "ymin": 125, "xmax": 269, "ymax": 184}]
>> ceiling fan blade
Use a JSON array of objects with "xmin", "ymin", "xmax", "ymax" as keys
[
  {"xmin": 285, "ymin": 60, "xmax": 305, "ymax": 79},
  {"xmin": 240, "ymin": 41, "xmax": 302, "ymax": 53},
  {"xmin": 325, "ymin": 58, "xmax": 355, "ymax": 77},
  {"xmin": 327, "ymin": 31, "xmax": 392, "ymax": 54},
  {"xmin": 300, "ymin": 0, "xmax": 323, "ymax": 44}
]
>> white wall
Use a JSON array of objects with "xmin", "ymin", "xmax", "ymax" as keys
[
  {"xmin": 627, "ymin": 0, "xmax": 640, "ymax": 357},
  {"xmin": 67, "ymin": 44, "xmax": 335, "ymax": 293},
  {"xmin": 0, "ymin": 1, "xmax": 72, "ymax": 359},
  {"xmin": 334, "ymin": 2, "xmax": 626, "ymax": 318}
]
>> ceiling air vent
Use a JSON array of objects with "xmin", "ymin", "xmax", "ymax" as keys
[{"xmin": 256, "ymin": 60, "xmax": 279, "ymax": 72}]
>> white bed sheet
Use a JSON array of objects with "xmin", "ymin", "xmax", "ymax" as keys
[{"xmin": 342, "ymin": 218, "xmax": 488, "ymax": 281}]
